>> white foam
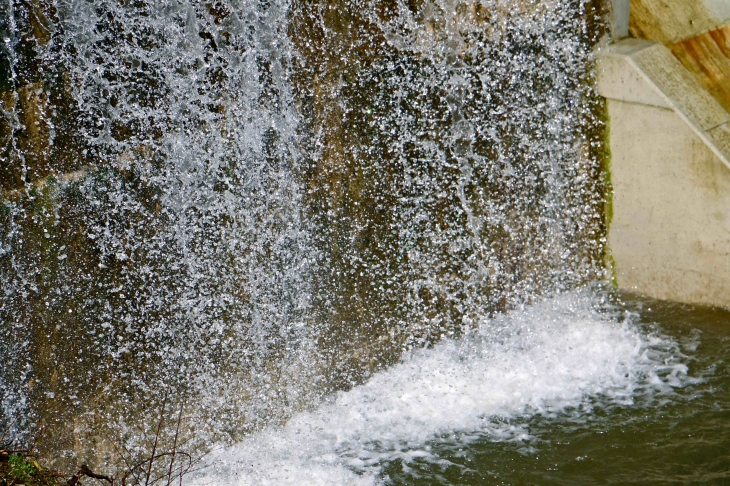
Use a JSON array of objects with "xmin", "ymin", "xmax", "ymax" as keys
[{"xmin": 190, "ymin": 293, "xmax": 684, "ymax": 485}]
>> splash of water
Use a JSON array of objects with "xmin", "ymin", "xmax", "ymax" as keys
[
  {"xmin": 190, "ymin": 292, "xmax": 689, "ymax": 485},
  {"xmin": 1, "ymin": 0, "xmax": 317, "ymax": 457}
]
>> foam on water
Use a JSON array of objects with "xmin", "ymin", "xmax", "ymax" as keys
[{"xmin": 191, "ymin": 292, "xmax": 688, "ymax": 485}]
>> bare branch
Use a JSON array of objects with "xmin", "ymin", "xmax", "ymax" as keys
[{"xmin": 67, "ymin": 465, "xmax": 114, "ymax": 486}]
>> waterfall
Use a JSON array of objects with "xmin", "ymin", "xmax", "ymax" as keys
[{"xmin": 0, "ymin": 0, "xmax": 608, "ymax": 471}]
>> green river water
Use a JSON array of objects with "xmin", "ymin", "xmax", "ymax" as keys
[{"xmin": 381, "ymin": 291, "xmax": 730, "ymax": 485}]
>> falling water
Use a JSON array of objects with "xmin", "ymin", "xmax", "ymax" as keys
[
  {"xmin": 0, "ymin": 0, "xmax": 641, "ymax": 476},
  {"xmin": 1, "ymin": 0, "xmax": 319, "ymax": 462}
]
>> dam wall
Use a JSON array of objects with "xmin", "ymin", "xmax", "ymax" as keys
[{"xmin": 599, "ymin": 1, "xmax": 730, "ymax": 308}]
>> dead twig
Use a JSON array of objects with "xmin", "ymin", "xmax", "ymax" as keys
[
  {"xmin": 144, "ymin": 392, "xmax": 168, "ymax": 486},
  {"xmin": 29, "ymin": 425, "xmax": 49, "ymax": 454},
  {"xmin": 121, "ymin": 452, "xmax": 192, "ymax": 486},
  {"xmin": 165, "ymin": 403, "xmax": 184, "ymax": 486},
  {"xmin": 67, "ymin": 465, "xmax": 114, "ymax": 486}
]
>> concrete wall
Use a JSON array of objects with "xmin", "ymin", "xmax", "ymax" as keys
[
  {"xmin": 598, "ymin": 39, "xmax": 730, "ymax": 308},
  {"xmin": 627, "ymin": 0, "xmax": 730, "ymax": 117},
  {"xmin": 629, "ymin": 0, "xmax": 730, "ymax": 44}
]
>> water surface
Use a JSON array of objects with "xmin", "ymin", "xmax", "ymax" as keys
[
  {"xmin": 381, "ymin": 291, "xmax": 730, "ymax": 485},
  {"xmin": 193, "ymin": 289, "xmax": 730, "ymax": 485}
]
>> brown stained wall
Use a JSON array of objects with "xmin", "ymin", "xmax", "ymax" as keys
[
  {"xmin": 628, "ymin": 0, "xmax": 721, "ymax": 44},
  {"xmin": 14, "ymin": 82, "xmax": 52, "ymax": 179},
  {"xmin": 288, "ymin": 0, "xmax": 608, "ymax": 388},
  {"xmin": 627, "ymin": 0, "xmax": 730, "ymax": 137},
  {"xmin": 0, "ymin": 3, "xmax": 171, "ymax": 465},
  {"xmin": 0, "ymin": 0, "xmax": 609, "ymax": 466},
  {"xmin": 288, "ymin": 1, "xmax": 400, "ymax": 381},
  {"xmin": 0, "ymin": 171, "xmax": 183, "ymax": 469},
  {"xmin": 291, "ymin": 0, "xmax": 497, "ymax": 376},
  {"xmin": 670, "ymin": 26, "xmax": 730, "ymax": 115},
  {"xmin": 0, "ymin": 0, "xmax": 89, "ymax": 194},
  {"xmin": 288, "ymin": 0, "xmax": 505, "ymax": 381}
]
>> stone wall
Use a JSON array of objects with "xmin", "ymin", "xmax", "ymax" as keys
[{"xmin": 0, "ymin": 0, "xmax": 609, "ymax": 467}]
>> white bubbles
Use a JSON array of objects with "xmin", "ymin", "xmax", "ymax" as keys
[{"xmin": 191, "ymin": 292, "xmax": 687, "ymax": 485}]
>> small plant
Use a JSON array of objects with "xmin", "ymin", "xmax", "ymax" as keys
[
  {"xmin": 7, "ymin": 454, "xmax": 38, "ymax": 482},
  {"xmin": 1, "ymin": 450, "xmax": 62, "ymax": 486}
]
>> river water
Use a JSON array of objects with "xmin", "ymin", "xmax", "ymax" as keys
[{"xmin": 191, "ymin": 289, "xmax": 730, "ymax": 485}]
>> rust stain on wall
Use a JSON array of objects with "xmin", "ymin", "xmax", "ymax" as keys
[{"xmin": 670, "ymin": 26, "xmax": 730, "ymax": 115}]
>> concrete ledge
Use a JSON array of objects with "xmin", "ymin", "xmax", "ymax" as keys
[
  {"xmin": 597, "ymin": 39, "xmax": 670, "ymax": 108},
  {"xmin": 598, "ymin": 38, "xmax": 730, "ymax": 309}
]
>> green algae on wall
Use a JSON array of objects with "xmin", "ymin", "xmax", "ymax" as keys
[{"xmin": 598, "ymin": 98, "xmax": 618, "ymax": 287}]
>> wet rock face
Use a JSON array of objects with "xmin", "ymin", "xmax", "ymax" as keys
[
  {"xmin": 289, "ymin": 0, "xmax": 608, "ymax": 383},
  {"xmin": 2, "ymin": 0, "xmax": 313, "ymax": 466},
  {"xmin": 1, "ymin": 0, "xmax": 608, "ymax": 468},
  {"xmin": 0, "ymin": 1, "xmax": 88, "ymax": 193}
]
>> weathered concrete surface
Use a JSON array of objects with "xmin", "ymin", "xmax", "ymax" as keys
[
  {"xmin": 628, "ymin": 1, "xmax": 730, "ymax": 128},
  {"xmin": 610, "ymin": 0, "xmax": 630, "ymax": 39},
  {"xmin": 670, "ymin": 26, "xmax": 730, "ymax": 114},
  {"xmin": 629, "ymin": 0, "xmax": 730, "ymax": 44},
  {"xmin": 598, "ymin": 39, "xmax": 730, "ymax": 308}
]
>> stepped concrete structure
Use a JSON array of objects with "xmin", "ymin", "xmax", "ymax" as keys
[{"xmin": 599, "ymin": 0, "xmax": 730, "ymax": 308}]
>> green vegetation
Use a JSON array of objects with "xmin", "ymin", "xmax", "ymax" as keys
[
  {"xmin": 602, "ymin": 102, "xmax": 614, "ymax": 231},
  {"xmin": 597, "ymin": 97, "xmax": 618, "ymax": 286},
  {"xmin": 0, "ymin": 452, "xmax": 61, "ymax": 486},
  {"xmin": 7, "ymin": 454, "xmax": 38, "ymax": 482}
]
